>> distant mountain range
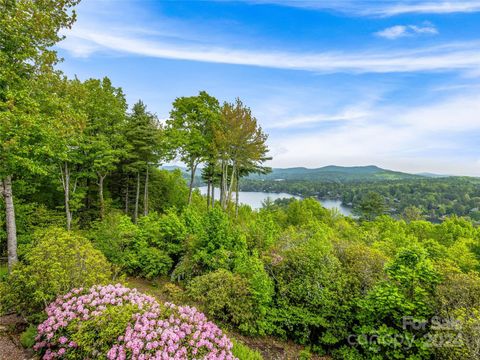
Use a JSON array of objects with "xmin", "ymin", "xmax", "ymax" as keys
[
  {"xmin": 162, "ymin": 165, "xmax": 449, "ymax": 183},
  {"xmin": 246, "ymin": 165, "xmax": 442, "ymax": 182}
]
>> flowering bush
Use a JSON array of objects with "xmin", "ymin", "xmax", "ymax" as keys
[{"xmin": 34, "ymin": 284, "xmax": 236, "ymax": 360}]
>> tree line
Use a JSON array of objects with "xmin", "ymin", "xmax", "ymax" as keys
[{"xmin": 240, "ymin": 177, "xmax": 480, "ymax": 222}]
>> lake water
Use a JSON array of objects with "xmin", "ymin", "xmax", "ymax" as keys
[{"xmin": 197, "ymin": 187, "xmax": 353, "ymax": 216}]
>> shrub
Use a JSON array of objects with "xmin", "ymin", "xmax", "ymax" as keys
[
  {"xmin": 0, "ymin": 227, "xmax": 111, "ymax": 319},
  {"xmin": 232, "ymin": 340, "xmax": 263, "ymax": 360},
  {"xmin": 20, "ymin": 324, "xmax": 37, "ymax": 348},
  {"xmin": 173, "ymin": 208, "xmax": 248, "ymax": 280},
  {"xmin": 299, "ymin": 349, "xmax": 312, "ymax": 360},
  {"xmin": 126, "ymin": 243, "xmax": 173, "ymax": 279},
  {"xmin": 187, "ymin": 269, "xmax": 258, "ymax": 333},
  {"xmin": 34, "ymin": 284, "xmax": 236, "ymax": 360},
  {"xmin": 88, "ymin": 212, "xmax": 138, "ymax": 267},
  {"xmin": 355, "ymin": 246, "xmax": 440, "ymax": 359},
  {"xmin": 267, "ymin": 227, "xmax": 350, "ymax": 347},
  {"xmin": 88, "ymin": 213, "xmax": 174, "ymax": 279},
  {"xmin": 138, "ymin": 210, "xmax": 187, "ymax": 259}
]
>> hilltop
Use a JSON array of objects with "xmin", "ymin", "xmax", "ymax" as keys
[{"xmin": 246, "ymin": 165, "xmax": 428, "ymax": 182}]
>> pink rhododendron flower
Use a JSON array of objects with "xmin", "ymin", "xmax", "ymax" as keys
[{"xmin": 34, "ymin": 284, "xmax": 236, "ymax": 360}]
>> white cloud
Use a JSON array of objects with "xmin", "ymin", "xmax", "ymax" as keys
[
  {"xmin": 370, "ymin": 1, "xmax": 480, "ymax": 16},
  {"xmin": 375, "ymin": 23, "xmax": 438, "ymax": 39},
  {"xmin": 59, "ymin": 26, "xmax": 480, "ymax": 75},
  {"xmin": 376, "ymin": 25, "xmax": 409, "ymax": 39},
  {"xmin": 247, "ymin": 1, "xmax": 480, "ymax": 17},
  {"xmin": 268, "ymin": 92, "xmax": 480, "ymax": 176},
  {"xmin": 268, "ymin": 106, "xmax": 372, "ymax": 129}
]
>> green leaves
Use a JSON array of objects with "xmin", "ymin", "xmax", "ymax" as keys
[{"xmin": 0, "ymin": 226, "xmax": 111, "ymax": 319}]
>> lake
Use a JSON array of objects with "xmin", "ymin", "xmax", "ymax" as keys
[{"xmin": 197, "ymin": 187, "xmax": 353, "ymax": 216}]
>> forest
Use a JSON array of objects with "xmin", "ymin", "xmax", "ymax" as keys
[
  {"xmin": 240, "ymin": 177, "xmax": 480, "ymax": 222},
  {"xmin": 1, "ymin": 1, "xmax": 480, "ymax": 360}
]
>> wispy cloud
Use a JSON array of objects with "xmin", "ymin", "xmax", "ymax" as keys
[
  {"xmin": 268, "ymin": 106, "xmax": 371, "ymax": 129},
  {"xmin": 59, "ymin": 26, "xmax": 480, "ymax": 74},
  {"xmin": 247, "ymin": 1, "xmax": 480, "ymax": 17},
  {"xmin": 269, "ymin": 91, "xmax": 480, "ymax": 175},
  {"xmin": 375, "ymin": 23, "xmax": 438, "ymax": 39},
  {"xmin": 369, "ymin": 1, "xmax": 480, "ymax": 16}
]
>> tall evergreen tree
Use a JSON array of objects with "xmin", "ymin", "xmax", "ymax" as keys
[
  {"xmin": 124, "ymin": 101, "xmax": 166, "ymax": 222},
  {"xmin": 82, "ymin": 77, "xmax": 127, "ymax": 219}
]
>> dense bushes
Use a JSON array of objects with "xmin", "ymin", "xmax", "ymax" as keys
[
  {"xmin": 4, "ymin": 194, "xmax": 480, "ymax": 360},
  {"xmin": 266, "ymin": 225, "xmax": 351, "ymax": 349},
  {"xmin": 88, "ymin": 211, "xmax": 185, "ymax": 279},
  {"xmin": 0, "ymin": 227, "xmax": 111, "ymax": 319},
  {"xmin": 354, "ymin": 246, "xmax": 440, "ymax": 359},
  {"xmin": 188, "ymin": 269, "xmax": 257, "ymax": 332},
  {"xmin": 34, "ymin": 284, "xmax": 236, "ymax": 359},
  {"xmin": 78, "ymin": 198, "xmax": 480, "ymax": 359}
]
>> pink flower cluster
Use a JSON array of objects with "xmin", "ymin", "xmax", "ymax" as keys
[{"xmin": 34, "ymin": 284, "xmax": 236, "ymax": 360}]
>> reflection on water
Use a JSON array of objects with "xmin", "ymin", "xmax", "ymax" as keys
[{"xmin": 196, "ymin": 187, "xmax": 353, "ymax": 216}]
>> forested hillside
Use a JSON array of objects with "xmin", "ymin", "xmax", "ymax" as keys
[
  {"xmin": 1, "ymin": 1, "xmax": 480, "ymax": 360},
  {"xmin": 246, "ymin": 165, "xmax": 424, "ymax": 182},
  {"xmin": 241, "ymin": 176, "xmax": 480, "ymax": 222}
]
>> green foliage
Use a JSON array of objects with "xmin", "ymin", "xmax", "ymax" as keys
[
  {"xmin": 283, "ymin": 198, "xmax": 331, "ymax": 227},
  {"xmin": 234, "ymin": 253, "xmax": 274, "ymax": 332},
  {"xmin": 20, "ymin": 324, "xmax": 37, "ymax": 348},
  {"xmin": 185, "ymin": 251, "xmax": 276, "ymax": 335},
  {"xmin": 88, "ymin": 212, "xmax": 139, "ymax": 266},
  {"xmin": 334, "ymin": 241, "xmax": 388, "ymax": 296},
  {"xmin": 447, "ymin": 238, "xmax": 479, "ymax": 272},
  {"xmin": 148, "ymin": 169, "xmax": 189, "ymax": 212},
  {"xmin": 0, "ymin": 264, "xmax": 7, "ymax": 281},
  {"xmin": 0, "ymin": 227, "xmax": 111, "ymax": 319},
  {"xmin": 242, "ymin": 176, "xmax": 480, "ymax": 222},
  {"xmin": 138, "ymin": 210, "xmax": 187, "ymax": 259},
  {"xmin": 245, "ymin": 209, "xmax": 279, "ymax": 251},
  {"xmin": 266, "ymin": 225, "xmax": 351, "ymax": 348},
  {"xmin": 70, "ymin": 304, "xmax": 138, "ymax": 357},
  {"xmin": 2, "ymin": 2, "xmax": 478, "ymax": 359},
  {"xmin": 175, "ymin": 207, "xmax": 247, "ymax": 279},
  {"xmin": 231, "ymin": 340, "xmax": 264, "ymax": 360},
  {"xmin": 88, "ymin": 212, "xmax": 174, "ymax": 279},
  {"xmin": 299, "ymin": 348, "xmax": 312, "ymax": 360},
  {"xmin": 187, "ymin": 269, "xmax": 259, "ymax": 333},
  {"xmin": 355, "ymin": 246, "xmax": 441, "ymax": 359},
  {"xmin": 354, "ymin": 191, "xmax": 387, "ymax": 221}
]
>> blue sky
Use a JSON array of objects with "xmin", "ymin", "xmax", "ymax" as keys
[{"xmin": 57, "ymin": 0, "xmax": 480, "ymax": 176}]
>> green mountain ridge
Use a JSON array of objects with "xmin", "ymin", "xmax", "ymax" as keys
[
  {"xmin": 246, "ymin": 165, "xmax": 426, "ymax": 182},
  {"xmin": 162, "ymin": 165, "xmax": 452, "ymax": 183}
]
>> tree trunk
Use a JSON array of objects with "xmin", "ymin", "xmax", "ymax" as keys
[
  {"xmin": 206, "ymin": 178, "xmax": 211, "ymax": 209},
  {"xmin": 188, "ymin": 162, "xmax": 198, "ymax": 205},
  {"xmin": 219, "ymin": 161, "xmax": 224, "ymax": 207},
  {"xmin": 144, "ymin": 166, "xmax": 149, "ymax": 216},
  {"xmin": 227, "ymin": 164, "xmax": 236, "ymax": 205},
  {"xmin": 1, "ymin": 176, "xmax": 18, "ymax": 272},
  {"xmin": 60, "ymin": 162, "xmax": 72, "ymax": 230},
  {"xmin": 221, "ymin": 160, "xmax": 229, "ymax": 209},
  {"xmin": 98, "ymin": 174, "xmax": 106, "ymax": 220},
  {"xmin": 235, "ymin": 171, "xmax": 240, "ymax": 217},
  {"xmin": 134, "ymin": 171, "xmax": 140, "ymax": 223},
  {"xmin": 124, "ymin": 174, "xmax": 129, "ymax": 214},
  {"xmin": 85, "ymin": 177, "xmax": 91, "ymax": 211},
  {"xmin": 222, "ymin": 162, "xmax": 233, "ymax": 209},
  {"xmin": 211, "ymin": 182, "xmax": 215, "ymax": 208}
]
